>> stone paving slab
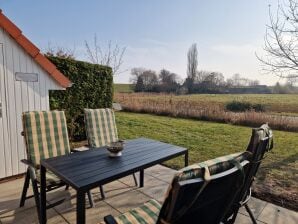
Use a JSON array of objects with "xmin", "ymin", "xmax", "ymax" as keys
[{"xmin": 0, "ymin": 165, "xmax": 296, "ymax": 224}]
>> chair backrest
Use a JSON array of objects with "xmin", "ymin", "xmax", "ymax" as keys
[
  {"xmin": 22, "ymin": 111, "xmax": 70, "ymax": 167},
  {"xmin": 157, "ymin": 151, "xmax": 251, "ymax": 224},
  {"xmin": 242, "ymin": 124, "xmax": 273, "ymax": 199},
  {"xmin": 224, "ymin": 124, "xmax": 273, "ymax": 222},
  {"xmin": 84, "ymin": 108, "xmax": 118, "ymax": 147}
]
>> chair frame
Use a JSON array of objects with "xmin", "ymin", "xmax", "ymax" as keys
[
  {"xmin": 225, "ymin": 137, "xmax": 272, "ymax": 224},
  {"xmin": 19, "ymin": 115, "xmax": 94, "ymax": 223},
  {"xmin": 104, "ymin": 159, "xmax": 250, "ymax": 224},
  {"xmin": 83, "ymin": 108, "xmax": 138, "ymax": 199}
]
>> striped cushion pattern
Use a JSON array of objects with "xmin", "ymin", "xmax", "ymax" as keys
[
  {"xmin": 84, "ymin": 108, "xmax": 118, "ymax": 147},
  {"xmin": 176, "ymin": 152, "xmax": 244, "ymax": 181},
  {"xmin": 113, "ymin": 199, "xmax": 161, "ymax": 224},
  {"xmin": 22, "ymin": 111, "xmax": 70, "ymax": 166},
  {"xmin": 36, "ymin": 169, "xmax": 63, "ymax": 186},
  {"xmin": 246, "ymin": 123, "xmax": 273, "ymax": 154}
]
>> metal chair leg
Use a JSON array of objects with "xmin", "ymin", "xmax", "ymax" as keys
[
  {"xmin": 132, "ymin": 173, "xmax": 138, "ymax": 186},
  {"xmin": 245, "ymin": 204, "xmax": 257, "ymax": 224},
  {"xmin": 99, "ymin": 185, "xmax": 106, "ymax": 199},
  {"xmin": 87, "ymin": 191, "xmax": 94, "ymax": 208},
  {"xmin": 19, "ymin": 169, "xmax": 30, "ymax": 207},
  {"xmin": 30, "ymin": 176, "xmax": 41, "ymax": 222}
]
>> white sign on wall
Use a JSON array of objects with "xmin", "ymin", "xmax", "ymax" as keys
[{"xmin": 15, "ymin": 72, "xmax": 38, "ymax": 82}]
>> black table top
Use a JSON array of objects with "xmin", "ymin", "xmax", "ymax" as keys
[{"xmin": 41, "ymin": 138, "xmax": 187, "ymax": 191}]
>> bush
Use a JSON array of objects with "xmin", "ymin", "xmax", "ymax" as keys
[
  {"xmin": 225, "ymin": 101, "xmax": 266, "ymax": 112},
  {"xmin": 48, "ymin": 56, "xmax": 113, "ymax": 141}
]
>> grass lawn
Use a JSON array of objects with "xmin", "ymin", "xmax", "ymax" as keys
[
  {"xmin": 114, "ymin": 83, "xmax": 134, "ymax": 93},
  {"xmin": 115, "ymin": 111, "xmax": 298, "ymax": 211}
]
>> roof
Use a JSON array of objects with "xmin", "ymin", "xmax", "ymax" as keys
[{"xmin": 0, "ymin": 10, "xmax": 71, "ymax": 88}]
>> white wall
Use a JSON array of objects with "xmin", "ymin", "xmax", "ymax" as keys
[{"xmin": 0, "ymin": 27, "xmax": 64, "ymax": 178}]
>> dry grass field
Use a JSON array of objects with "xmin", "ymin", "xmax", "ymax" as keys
[{"xmin": 114, "ymin": 93, "xmax": 298, "ymax": 132}]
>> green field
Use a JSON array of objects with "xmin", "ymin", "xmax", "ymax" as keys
[
  {"xmin": 114, "ymin": 83, "xmax": 134, "ymax": 93},
  {"xmin": 115, "ymin": 111, "xmax": 298, "ymax": 210}
]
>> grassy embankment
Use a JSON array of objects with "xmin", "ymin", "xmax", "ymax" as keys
[
  {"xmin": 115, "ymin": 112, "xmax": 298, "ymax": 211},
  {"xmin": 114, "ymin": 84, "xmax": 134, "ymax": 93}
]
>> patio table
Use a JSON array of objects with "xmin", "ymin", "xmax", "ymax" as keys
[{"xmin": 40, "ymin": 138, "xmax": 188, "ymax": 224}]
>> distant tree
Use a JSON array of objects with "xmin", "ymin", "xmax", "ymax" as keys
[
  {"xmin": 199, "ymin": 72, "xmax": 225, "ymax": 92},
  {"xmin": 248, "ymin": 80, "xmax": 260, "ymax": 86},
  {"xmin": 186, "ymin": 43, "xmax": 198, "ymax": 92},
  {"xmin": 131, "ymin": 68, "xmax": 158, "ymax": 92},
  {"xmin": 135, "ymin": 76, "xmax": 145, "ymax": 92},
  {"xmin": 227, "ymin": 73, "xmax": 260, "ymax": 87},
  {"xmin": 286, "ymin": 74, "xmax": 298, "ymax": 86},
  {"xmin": 85, "ymin": 34, "xmax": 126, "ymax": 75},
  {"xmin": 257, "ymin": 0, "xmax": 298, "ymax": 79},
  {"xmin": 158, "ymin": 69, "xmax": 180, "ymax": 92},
  {"xmin": 44, "ymin": 43, "xmax": 76, "ymax": 59}
]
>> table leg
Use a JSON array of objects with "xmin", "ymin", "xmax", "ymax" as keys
[
  {"xmin": 185, "ymin": 151, "xmax": 189, "ymax": 167},
  {"xmin": 140, "ymin": 170, "xmax": 144, "ymax": 188},
  {"xmin": 77, "ymin": 190, "xmax": 86, "ymax": 223},
  {"xmin": 40, "ymin": 165, "xmax": 47, "ymax": 224}
]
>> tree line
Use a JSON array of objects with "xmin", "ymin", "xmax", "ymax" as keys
[{"xmin": 131, "ymin": 43, "xmax": 265, "ymax": 94}]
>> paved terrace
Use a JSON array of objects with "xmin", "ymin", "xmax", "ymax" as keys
[{"xmin": 0, "ymin": 165, "xmax": 297, "ymax": 224}]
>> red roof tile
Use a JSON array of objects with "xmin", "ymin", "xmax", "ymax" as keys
[{"xmin": 0, "ymin": 10, "xmax": 71, "ymax": 88}]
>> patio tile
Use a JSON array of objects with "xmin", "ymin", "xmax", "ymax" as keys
[
  {"xmin": 118, "ymin": 173, "xmax": 140, "ymax": 187},
  {"xmin": 104, "ymin": 189, "xmax": 151, "ymax": 213},
  {"xmin": 234, "ymin": 213, "xmax": 266, "ymax": 224},
  {"xmin": 48, "ymin": 187, "xmax": 120, "ymax": 223},
  {"xmin": 0, "ymin": 177, "xmax": 35, "ymax": 215},
  {"xmin": 101, "ymin": 180, "xmax": 135, "ymax": 198},
  {"xmin": 145, "ymin": 165, "xmax": 178, "ymax": 177},
  {"xmin": 238, "ymin": 197, "xmax": 268, "ymax": 218},
  {"xmin": 0, "ymin": 206, "xmax": 64, "ymax": 224},
  {"xmin": 56, "ymin": 199, "xmax": 119, "ymax": 224},
  {"xmin": 137, "ymin": 176, "xmax": 169, "ymax": 203},
  {"xmin": 257, "ymin": 203, "xmax": 298, "ymax": 224}
]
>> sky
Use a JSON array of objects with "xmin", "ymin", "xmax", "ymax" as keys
[{"xmin": 0, "ymin": 0, "xmax": 283, "ymax": 85}]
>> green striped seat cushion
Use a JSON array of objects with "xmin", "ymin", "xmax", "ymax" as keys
[
  {"xmin": 22, "ymin": 111, "xmax": 70, "ymax": 167},
  {"xmin": 112, "ymin": 199, "xmax": 161, "ymax": 224},
  {"xmin": 36, "ymin": 169, "xmax": 63, "ymax": 186},
  {"xmin": 84, "ymin": 108, "xmax": 118, "ymax": 147}
]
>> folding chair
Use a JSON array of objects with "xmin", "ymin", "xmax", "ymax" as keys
[
  {"xmin": 84, "ymin": 108, "xmax": 138, "ymax": 199},
  {"xmin": 19, "ymin": 111, "xmax": 94, "ymax": 222},
  {"xmin": 224, "ymin": 124, "xmax": 273, "ymax": 224},
  {"xmin": 102, "ymin": 151, "xmax": 251, "ymax": 224}
]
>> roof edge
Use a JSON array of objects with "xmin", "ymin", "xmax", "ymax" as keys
[{"xmin": 0, "ymin": 10, "xmax": 71, "ymax": 88}]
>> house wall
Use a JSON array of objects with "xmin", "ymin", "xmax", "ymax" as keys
[{"xmin": 0, "ymin": 27, "xmax": 64, "ymax": 178}]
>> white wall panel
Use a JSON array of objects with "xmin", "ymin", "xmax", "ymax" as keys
[{"xmin": 0, "ymin": 28, "xmax": 64, "ymax": 178}]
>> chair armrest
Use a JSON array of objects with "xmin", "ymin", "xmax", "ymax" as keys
[
  {"xmin": 104, "ymin": 215, "xmax": 118, "ymax": 224},
  {"xmin": 21, "ymin": 159, "xmax": 35, "ymax": 168}
]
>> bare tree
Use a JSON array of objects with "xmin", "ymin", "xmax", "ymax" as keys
[
  {"xmin": 85, "ymin": 34, "xmax": 126, "ymax": 75},
  {"xmin": 187, "ymin": 43, "xmax": 198, "ymax": 80},
  {"xmin": 257, "ymin": 0, "xmax": 298, "ymax": 79},
  {"xmin": 186, "ymin": 43, "xmax": 198, "ymax": 92}
]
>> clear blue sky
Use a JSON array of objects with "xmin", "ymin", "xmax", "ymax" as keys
[{"xmin": 1, "ymin": 0, "xmax": 280, "ymax": 84}]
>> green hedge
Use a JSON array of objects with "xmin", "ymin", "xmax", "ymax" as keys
[{"xmin": 48, "ymin": 56, "xmax": 113, "ymax": 141}]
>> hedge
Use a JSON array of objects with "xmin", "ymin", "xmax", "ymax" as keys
[{"xmin": 48, "ymin": 56, "xmax": 113, "ymax": 141}]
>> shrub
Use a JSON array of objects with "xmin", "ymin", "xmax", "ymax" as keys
[
  {"xmin": 225, "ymin": 101, "xmax": 266, "ymax": 112},
  {"xmin": 48, "ymin": 56, "xmax": 113, "ymax": 140}
]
